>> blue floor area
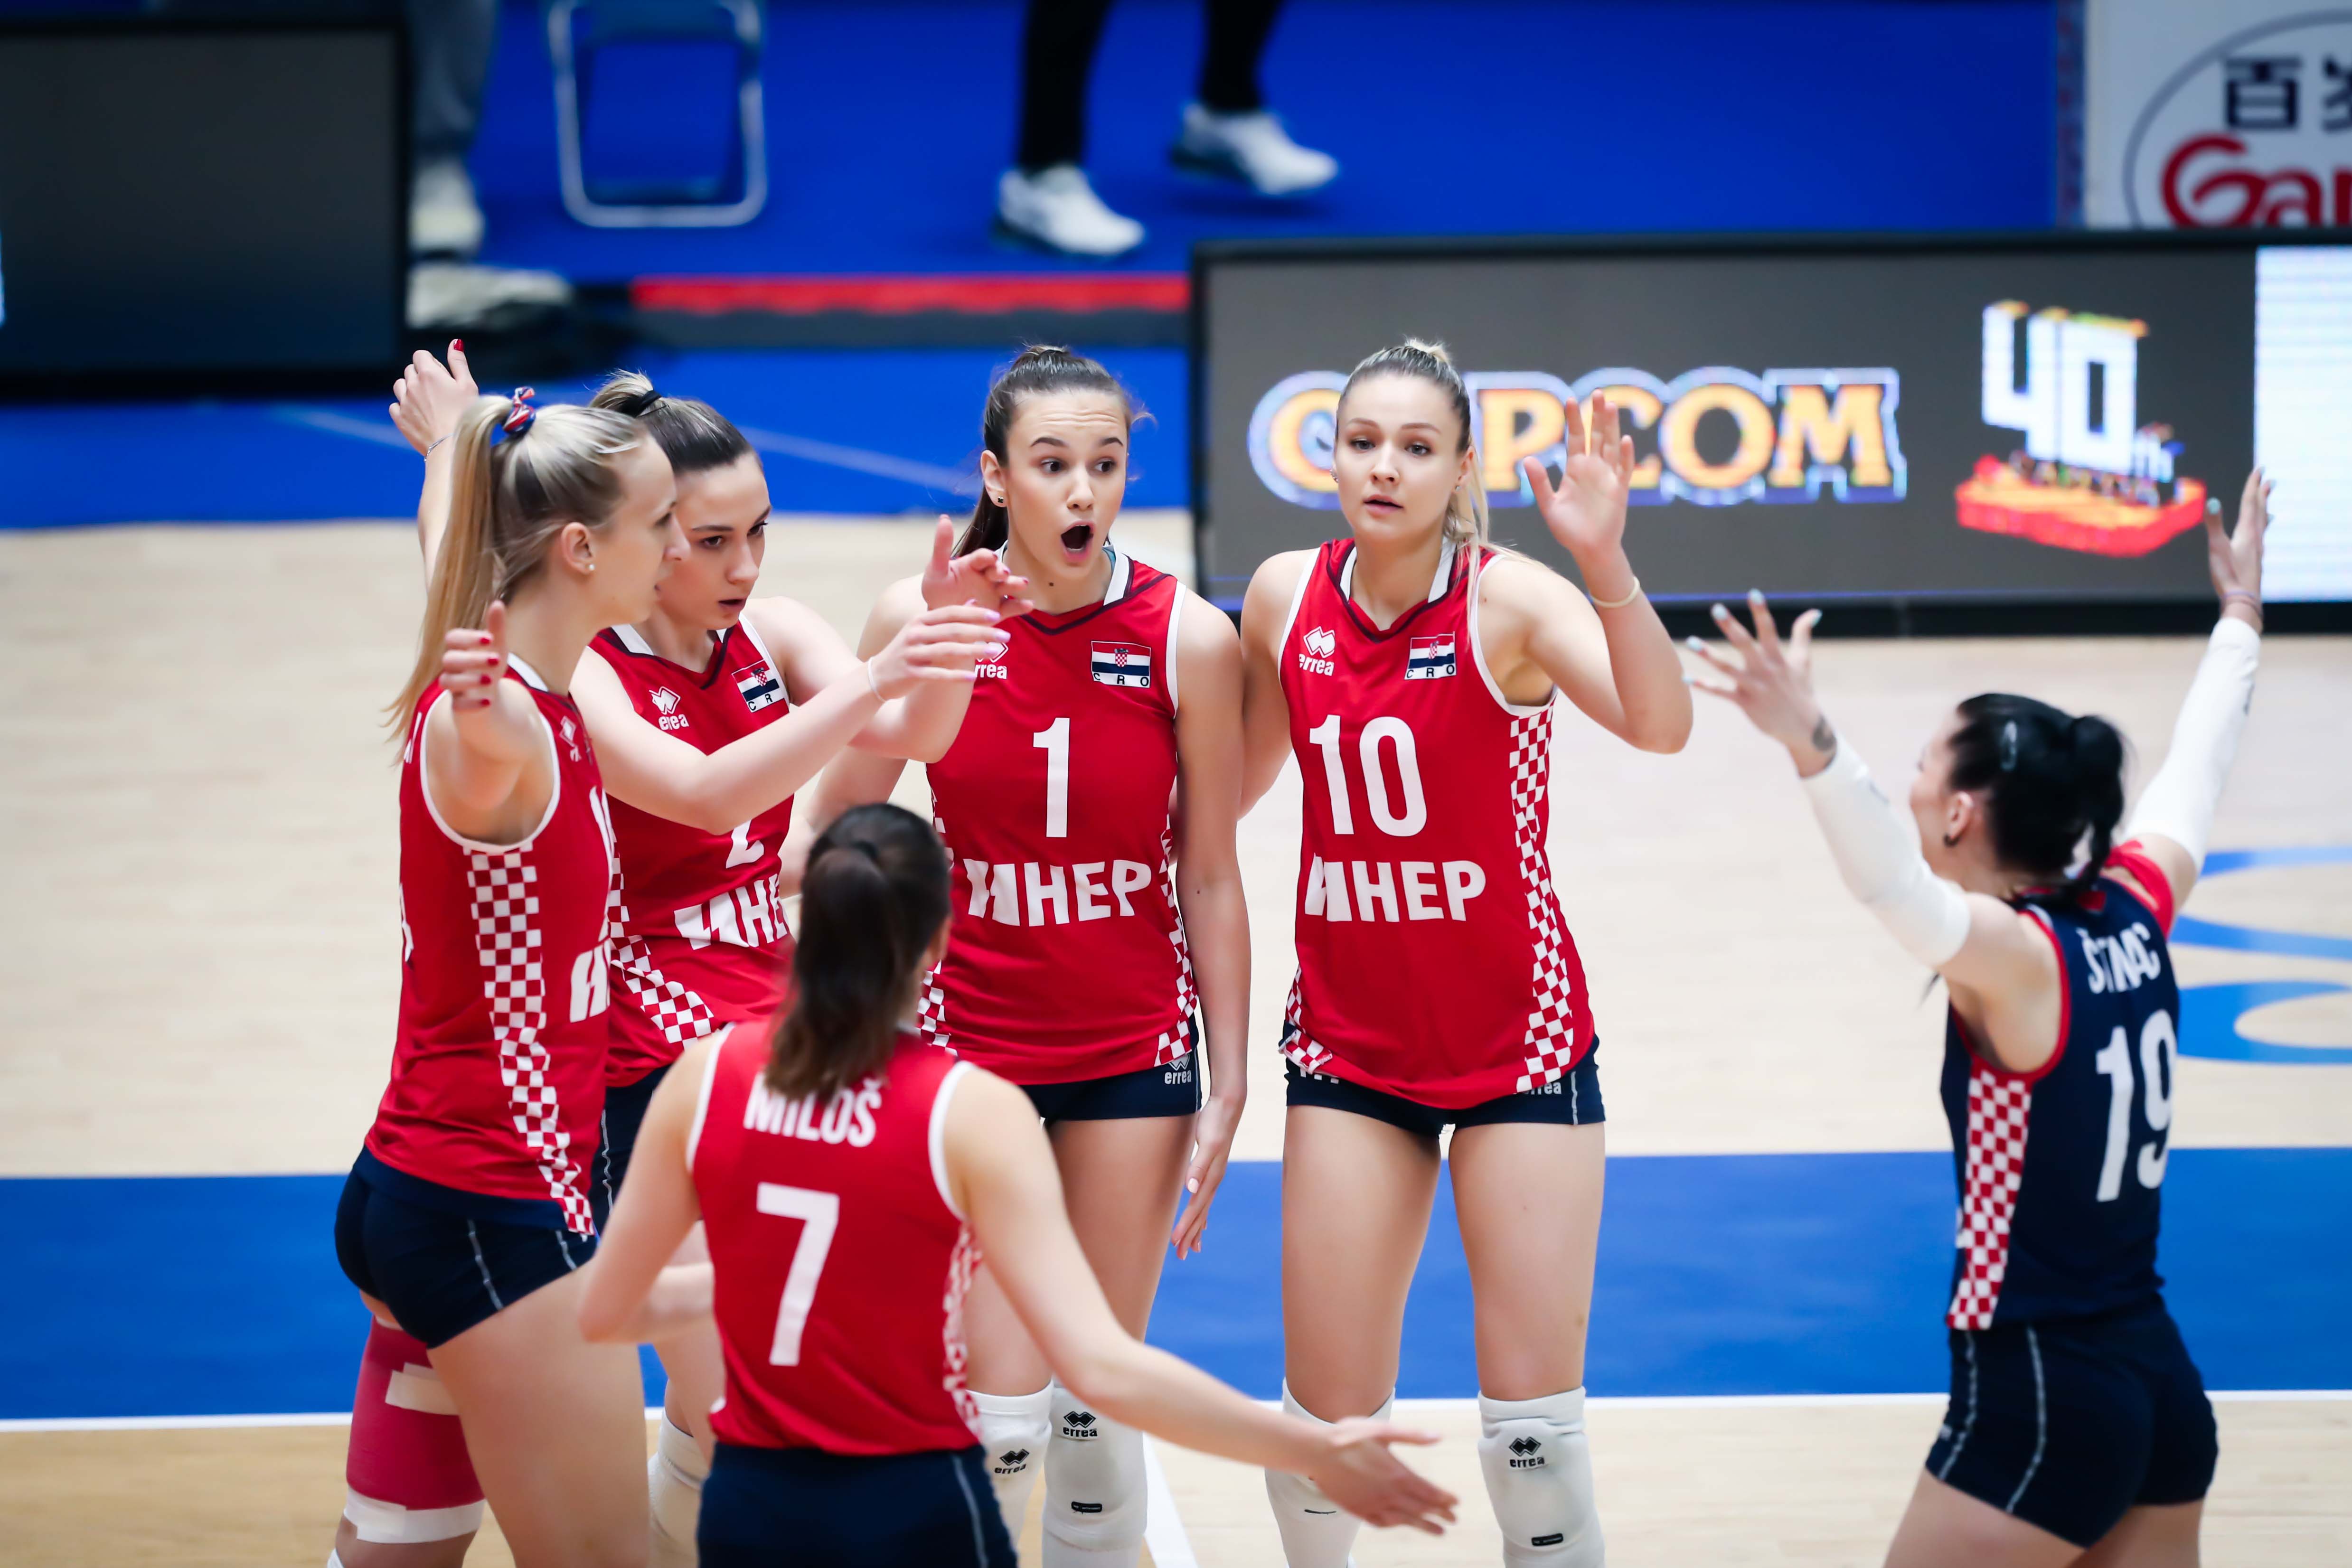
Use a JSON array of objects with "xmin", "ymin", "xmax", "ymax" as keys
[
  {"xmin": 7, "ymin": 1150, "xmax": 2345, "ymax": 1421},
  {"xmin": 464, "ymin": 0, "xmax": 2058, "ymax": 278},
  {"xmin": 0, "ymin": 347, "xmax": 1184, "ymax": 528}
]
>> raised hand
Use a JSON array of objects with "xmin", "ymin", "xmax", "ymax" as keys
[
  {"xmin": 1685, "ymin": 590, "xmax": 1835, "ymax": 771},
  {"xmin": 920, "ymin": 514, "xmax": 1034, "ymax": 619},
  {"xmin": 1303, "ymin": 1419, "xmax": 1459, "ymax": 1535},
  {"xmin": 1524, "ymin": 394, "xmax": 1637, "ymax": 568},
  {"xmin": 441, "ymin": 599, "xmax": 510, "ymax": 711},
  {"xmin": 391, "ymin": 340, "xmax": 479, "ymax": 456},
  {"xmin": 2208, "ymin": 468, "xmax": 2270, "ymax": 625},
  {"xmin": 866, "ymin": 603, "xmax": 1006, "ymax": 700}
]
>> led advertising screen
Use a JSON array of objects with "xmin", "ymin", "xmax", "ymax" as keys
[
  {"xmin": 0, "ymin": 20, "xmax": 404, "ymax": 383},
  {"xmin": 1193, "ymin": 234, "xmax": 2352, "ymax": 610}
]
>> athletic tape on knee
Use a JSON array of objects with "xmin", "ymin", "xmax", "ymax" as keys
[
  {"xmin": 648, "ymin": 1416, "xmax": 708, "ymax": 1568},
  {"xmin": 343, "ymin": 1323, "xmax": 482, "ymax": 1541},
  {"xmin": 1477, "ymin": 1389, "xmax": 1603, "ymax": 1568},
  {"xmin": 1042, "ymin": 1383, "xmax": 1146, "ymax": 1564},
  {"xmin": 972, "ymin": 1384, "xmax": 1052, "ymax": 1532},
  {"xmin": 1263, "ymin": 1382, "xmax": 1391, "ymax": 1568}
]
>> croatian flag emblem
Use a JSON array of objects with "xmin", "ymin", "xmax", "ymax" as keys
[
  {"xmin": 736, "ymin": 659, "xmax": 785, "ymax": 712},
  {"xmin": 1406, "ymin": 635, "xmax": 1456, "ymax": 680},
  {"xmin": 1091, "ymin": 641, "xmax": 1152, "ymax": 688}
]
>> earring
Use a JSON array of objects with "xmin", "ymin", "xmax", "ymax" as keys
[
  {"xmin": 989, "ymin": 494, "xmax": 1005, "ymax": 506},
  {"xmin": 1942, "ymin": 830, "xmax": 1960, "ymax": 847}
]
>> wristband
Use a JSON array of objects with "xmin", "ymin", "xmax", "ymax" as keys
[
  {"xmin": 1589, "ymin": 575, "xmax": 1642, "ymax": 610},
  {"xmin": 863, "ymin": 659, "xmax": 884, "ymax": 701},
  {"xmin": 2220, "ymin": 589, "xmax": 2262, "ymax": 615}
]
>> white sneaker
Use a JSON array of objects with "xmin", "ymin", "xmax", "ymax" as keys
[
  {"xmin": 406, "ymin": 263, "xmax": 571, "ymax": 332},
  {"xmin": 995, "ymin": 165, "xmax": 1145, "ymax": 258},
  {"xmin": 411, "ymin": 158, "xmax": 484, "ymax": 259},
  {"xmin": 1171, "ymin": 103, "xmax": 1337, "ymax": 196}
]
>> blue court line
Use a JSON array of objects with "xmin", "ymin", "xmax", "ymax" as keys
[
  {"xmin": 4, "ymin": 1150, "xmax": 2345, "ymax": 1422},
  {"xmin": 2168, "ymin": 845, "xmax": 2352, "ymax": 1064}
]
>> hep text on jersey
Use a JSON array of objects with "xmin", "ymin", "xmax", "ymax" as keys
[
  {"xmin": 961, "ymin": 858, "xmax": 1158, "ymax": 927},
  {"xmin": 1301, "ymin": 855, "xmax": 1486, "ymax": 921}
]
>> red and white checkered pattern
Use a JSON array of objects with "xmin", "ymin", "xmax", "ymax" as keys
[
  {"xmin": 468, "ymin": 849, "xmax": 595, "ymax": 1235},
  {"xmin": 1279, "ymin": 975, "xmax": 1335, "ymax": 1076},
  {"xmin": 1155, "ymin": 819, "xmax": 1197, "ymax": 1066},
  {"xmin": 604, "ymin": 870, "xmax": 717, "ymax": 1050},
  {"xmin": 1507, "ymin": 710, "xmax": 1580, "ymax": 1093},
  {"xmin": 1947, "ymin": 1063, "xmax": 2036, "ymax": 1330},
  {"xmin": 940, "ymin": 1227, "xmax": 979, "ymax": 1434}
]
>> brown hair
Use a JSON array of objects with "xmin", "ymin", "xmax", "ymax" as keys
[
  {"xmin": 1337, "ymin": 338, "xmax": 1491, "ymax": 553},
  {"xmin": 955, "ymin": 345, "xmax": 1140, "ymax": 556},
  {"xmin": 589, "ymin": 370, "xmax": 753, "ymax": 477},
  {"xmin": 389, "ymin": 395, "xmax": 646, "ymax": 729},
  {"xmin": 765, "ymin": 804, "xmax": 952, "ymax": 1100}
]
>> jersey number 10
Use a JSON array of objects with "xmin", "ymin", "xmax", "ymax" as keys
[{"xmin": 2093, "ymin": 1009, "xmax": 2175, "ymax": 1202}]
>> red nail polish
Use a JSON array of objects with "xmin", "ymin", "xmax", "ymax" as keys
[
  {"xmin": 480, "ymin": 635, "xmax": 492, "ymax": 645},
  {"xmin": 453, "ymin": 339, "xmax": 463, "ymax": 351}
]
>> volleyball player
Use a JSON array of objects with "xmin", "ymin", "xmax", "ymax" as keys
[
  {"xmin": 1236, "ymin": 342, "xmax": 1691, "ymax": 1567},
  {"xmin": 330, "ymin": 391, "xmax": 679, "ymax": 1568},
  {"xmin": 797, "ymin": 347, "xmax": 1250, "ymax": 1564},
  {"xmin": 1688, "ymin": 474, "xmax": 2273, "ymax": 1567},
  {"xmin": 578, "ymin": 802, "xmax": 1457, "ymax": 1566},
  {"xmin": 378, "ymin": 348, "xmax": 1019, "ymax": 1566}
]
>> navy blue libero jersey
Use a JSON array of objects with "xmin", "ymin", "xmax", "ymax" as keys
[{"xmin": 1942, "ymin": 847, "xmax": 2182, "ymax": 1330}]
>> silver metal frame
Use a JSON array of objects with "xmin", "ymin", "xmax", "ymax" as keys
[{"xmin": 549, "ymin": 0, "xmax": 768, "ymax": 229}]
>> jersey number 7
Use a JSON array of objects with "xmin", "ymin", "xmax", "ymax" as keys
[{"xmin": 755, "ymin": 1182, "xmax": 839, "ymax": 1365}]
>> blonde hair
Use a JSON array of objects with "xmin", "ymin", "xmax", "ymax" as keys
[
  {"xmin": 1338, "ymin": 338, "xmax": 1491, "ymax": 555},
  {"xmin": 389, "ymin": 395, "xmax": 645, "ymax": 729}
]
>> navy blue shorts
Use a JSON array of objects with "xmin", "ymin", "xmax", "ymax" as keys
[
  {"xmin": 1021, "ymin": 1025, "xmax": 1203, "ymax": 1124},
  {"xmin": 592, "ymin": 1060, "xmax": 673, "ymax": 1231},
  {"xmin": 335, "ymin": 1152, "xmax": 594, "ymax": 1349},
  {"xmin": 1928, "ymin": 1297, "xmax": 2216, "ymax": 1547},
  {"xmin": 1282, "ymin": 1033, "xmax": 1605, "ymax": 1138},
  {"xmin": 699, "ymin": 1443, "xmax": 1015, "ymax": 1568}
]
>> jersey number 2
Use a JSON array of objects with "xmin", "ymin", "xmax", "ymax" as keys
[
  {"xmin": 2093, "ymin": 1009, "xmax": 2175, "ymax": 1201},
  {"xmin": 755, "ymin": 1182, "xmax": 839, "ymax": 1365}
]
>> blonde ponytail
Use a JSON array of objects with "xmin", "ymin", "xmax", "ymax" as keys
[{"xmin": 387, "ymin": 395, "xmax": 644, "ymax": 730}]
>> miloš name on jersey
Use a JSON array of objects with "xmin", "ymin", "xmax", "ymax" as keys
[{"xmin": 742, "ymin": 1072, "xmax": 886, "ymax": 1147}]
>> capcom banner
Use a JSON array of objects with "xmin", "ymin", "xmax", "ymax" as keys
[{"xmin": 1194, "ymin": 237, "xmax": 2352, "ymax": 608}]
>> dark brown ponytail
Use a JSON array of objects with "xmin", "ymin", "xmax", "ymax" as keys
[
  {"xmin": 956, "ymin": 345, "xmax": 1139, "ymax": 556},
  {"xmin": 1947, "ymin": 694, "xmax": 2130, "ymax": 901},
  {"xmin": 765, "ymin": 804, "xmax": 951, "ymax": 1100}
]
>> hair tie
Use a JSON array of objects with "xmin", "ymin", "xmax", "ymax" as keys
[
  {"xmin": 502, "ymin": 388, "xmax": 538, "ymax": 435},
  {"xmin": 1998, "ymin": 719, "xmax": 2020, "ymax": 772}
]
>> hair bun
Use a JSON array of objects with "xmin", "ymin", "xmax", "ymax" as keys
[{"xmin": 1401, "ymin": 336, "xmax": 1453, "ymax": 365}]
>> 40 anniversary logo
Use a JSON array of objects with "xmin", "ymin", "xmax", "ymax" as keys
[{"xmin": 1247, "ymin": 366, "xmax": 1906, "ymax": 511}]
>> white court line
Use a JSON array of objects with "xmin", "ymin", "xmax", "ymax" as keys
[
  {"xmin": 1141, "ymin": 1436, "xmax": 1198, "ymax": 1568},
  {"xmin": 273, "ymin": 406, "xmax": 418, "ymax": 449},
  {"xmin": 13, "ymin": 1390, "xmax": 2347, "ymax": 1436}
]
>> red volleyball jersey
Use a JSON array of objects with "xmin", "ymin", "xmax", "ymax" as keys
[
  {"xmin": 920, "ymin": 550, "xmax": 1195, "ymax": 1082},
  {"xmin": 367, "ymin": 660, "xmax": 617, "ymax": 1235},
  {"xmin": 1277, "ymin": 539, "xmax": 1593, "ymax": 1108},
  {"xmin": 590, "ymin": 620, "xmax": 796, "ymax": 1086},
  {"xmin": 690, "ymin": 1026, "xmax": 980, "ymax": 1455}
]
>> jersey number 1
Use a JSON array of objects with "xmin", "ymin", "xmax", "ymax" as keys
[
  {"xmin": 1033, "ymin": 718, "xmax": 1070, "ymax": 838},
  {"xmin": 755, "ymin": 1182, "xmax": 839, "ymax": 1365},
  {"xmin": 2093, "ymin": 1009, "xmax": 2176, "ymax": 1201}
]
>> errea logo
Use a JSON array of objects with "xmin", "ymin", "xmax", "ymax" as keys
[
  {"xmin": 650, "ymin": 687, "xmax": 689, "ymax": 731},
  {"xmin": 1507, "ymin": 1435, "xmax": 1546, "ymax": 1469},
  {"xmin": 1298, "ymin": 625, "xmax": 1337, "ymax": 676},
  {"xmin": 1060, "ymin": 1410, "xmax": 1098, "ymax": 1438}
]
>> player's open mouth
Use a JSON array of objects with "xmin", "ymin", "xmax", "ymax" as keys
[
  {"xmin": 717, "ymin": 597, "xmax": 746, "ymax": 611},
  {"xmin": 1364, "ymin": 494, "xmax": 1402, "ymax": 515},
  {"xmin": 1060, "ymin": 524, "xmax": 1092, "ymax": 555}
]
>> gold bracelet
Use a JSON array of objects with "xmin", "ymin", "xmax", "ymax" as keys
[{"xmin": 1589, "ymin": 575, "xmax": 1643, "ymax": 610}]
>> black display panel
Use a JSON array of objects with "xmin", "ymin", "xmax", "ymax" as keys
[
  {"xmin": 1194, "ymin": 233, "xmax": 2352, "ymax": 609},
  {"xmin": 0, "ymin": 19, "xmax": 403, "ymax": 384}
]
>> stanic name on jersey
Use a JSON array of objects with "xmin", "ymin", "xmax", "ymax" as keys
[
  {"xmin": 1090, "ymin": 641, "xmax": 1152, "ymax": 688},
  {"xmin": 963, "ymin": 857, "xmax": 1156, "ymax": 927},
  {"xmin": 674, "ymin": 873, "xmax": 786, "ymax": 949},
  {"xmin": 743, "ymin": 1072, "xmax": 884, "ymax": 1147},
  {"xmin": 1302, "ymin": 855, "xmax": 1487, "ymax": 922},
  {"xmin": 650, "ymin": 686, "xmax": 689, "ymax": 732},
  {"xmin": 736, "ymin": 660, "xmax": 785, "ymax": 713},
  {"xmin": 2080, "ymin": 920, "xmax": 2164, "ymax": 995},
  {"xmin": 1406, "ymin": 635, "xmax": 1457, "ymax": 680}
]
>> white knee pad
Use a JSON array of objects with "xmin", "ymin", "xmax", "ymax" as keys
[
  {"xmin": 1477, "ymin": 1389, "xmax": 1604, "ymax": 1568},
  {"xmin": 1041, "ymin": 1383, "xmax": 1145, "ymax": 1565},
  {"xmin": 971, "ymin": 1384, "xmax": 1052, "ymax": 1534},
  {"xmin": 1263, "ymin": 1382, "xmax": 1391, "ymax": 1568},
  {"xmin": 647, "ymin": 1415, "xmax": 709, "ymax": 1568}
]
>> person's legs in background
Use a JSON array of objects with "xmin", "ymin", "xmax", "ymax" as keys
[
  {"xmin": 1173, "ymin": 0, "xmax": 1336, "ymax": 195},
  {"xmin": 407, "ymin": 0, "xmax": 497, "ymax": 257},
  {"xmin": 996, "ymin": 0, "xmax": 1145, "ymax": 258}
]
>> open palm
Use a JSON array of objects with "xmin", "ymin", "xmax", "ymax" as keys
[{"xmin": 1524, "ymin": 394, "xmax": 1636, "ymax": 562}]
